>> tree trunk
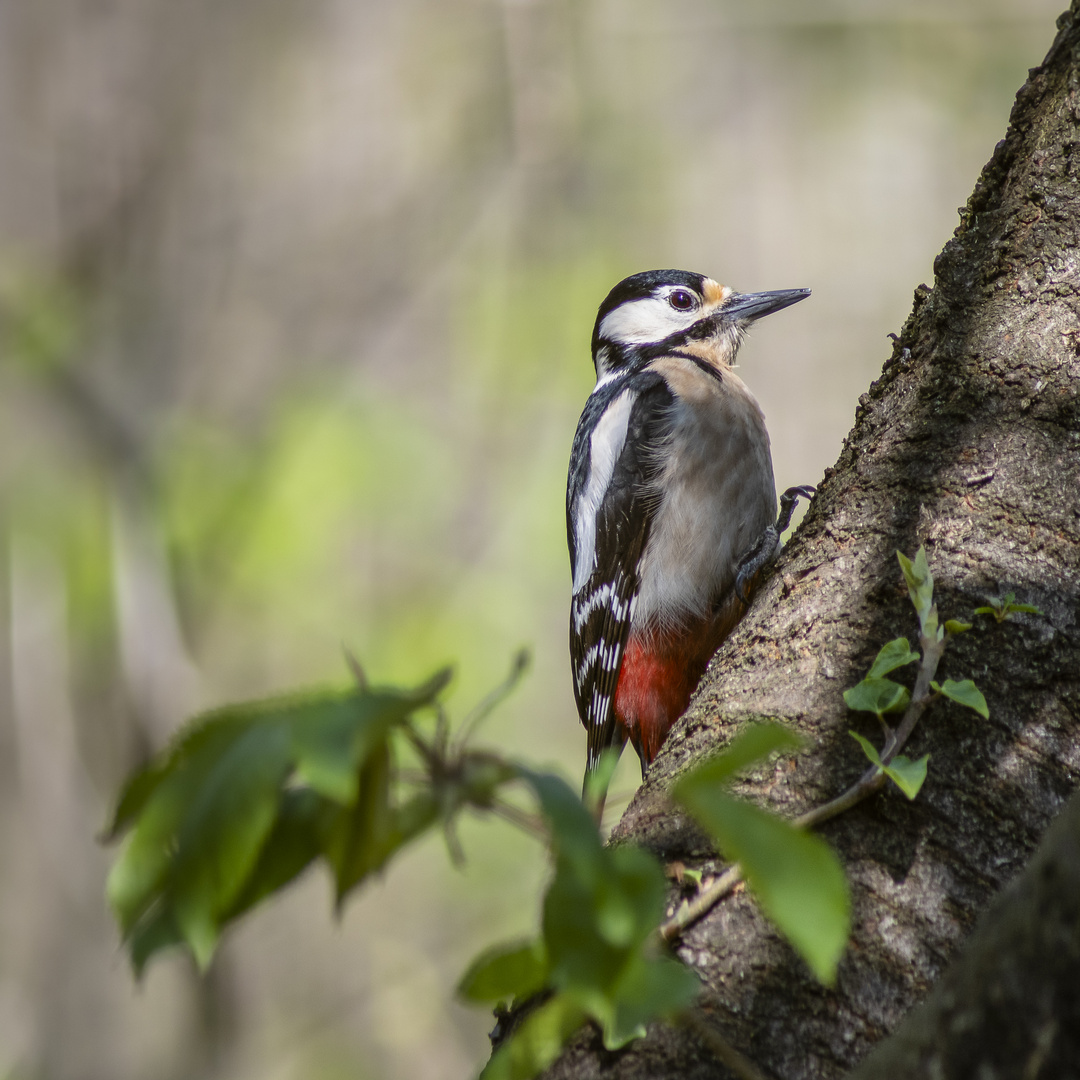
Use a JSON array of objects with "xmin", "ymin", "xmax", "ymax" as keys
[{"xmin": 545, "ymin": 4, "xmax": 1080, "ymax": 1077}]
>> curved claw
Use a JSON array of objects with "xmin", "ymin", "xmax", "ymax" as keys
[
  {"xmin": 776, "ymin": 484, "xmax": 816, "ymax": 534},
  {"xmin": 734, "ymin": 486, "xmax": 816, "ymax": 606}
]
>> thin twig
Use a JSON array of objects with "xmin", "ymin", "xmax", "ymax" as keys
[
  {"xmin": 452, "ymin": 648, "xmax": 530, "ymax": 754},
  {"xmin": 489, "ymin": 797, "xmax": 546, "ymax": 838},
  {"xmin": 660, "ymin": 865, "xmax": 743, "ymax": 943},
  {"xmin": 658, "ymin": 625, "xmax": 949, "ymax": 943}
]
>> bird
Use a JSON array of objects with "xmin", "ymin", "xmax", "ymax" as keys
[{"xmin": 566, "ymin": 269, "xmax": 812, "ymax": 798}]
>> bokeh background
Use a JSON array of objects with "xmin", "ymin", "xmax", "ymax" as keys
[{"xmin": 0, "ymin": 1, "xmax": 1063, "ymax": 1077}]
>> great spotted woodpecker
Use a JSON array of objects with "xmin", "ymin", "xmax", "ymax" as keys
[{"xmin": 567, "ymin": 269, "xmax": 811, "ymax": 790}]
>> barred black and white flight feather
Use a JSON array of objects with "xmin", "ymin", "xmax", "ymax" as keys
[{"xmin": 567, "ymin": 372, "xmax": 674, "ymax": 770}]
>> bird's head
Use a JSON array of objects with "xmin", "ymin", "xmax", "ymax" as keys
[{"xmin": 591, "ymin": 269, "xmax": 809, "ymax": 379}]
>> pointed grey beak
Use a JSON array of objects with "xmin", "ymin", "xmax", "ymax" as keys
[{"xmin": 723, "ymin": 288, "xmax": 811, "ymax": 323}]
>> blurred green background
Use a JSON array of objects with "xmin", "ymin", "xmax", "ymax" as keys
[{"xmin": 0, "ymin": 1, "xmax": 1061, "ymax": 1077}]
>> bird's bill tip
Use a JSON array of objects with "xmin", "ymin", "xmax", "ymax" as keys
[{"xmin": 724, "ymin": 287, "xmax": 811, "ymax": 322}]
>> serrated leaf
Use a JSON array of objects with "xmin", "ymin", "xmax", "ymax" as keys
[
  {"xmin": 944, "ymin": 620, "xmax": 972, "ymax": 635},
  {"xmin": 290, "ymin": 680, "xmax": 448, "ymax": 805},
  {"xmin": 673, "ymin": 782, "xmax": 849, "ymax": 985},
  {"xmin": 849, "ymin": 732, "xmax": 930, "ymax": 800},
  {"xmin": 170, "ymin": 720, "xmax": 294, "ymax": 968},
  {"xmin": 843, "ymin": 678, "xmax": 910, "ymax": 717},
  {"xmin": 289, "ymin": 692, "xmax": 374, "ymax": 804},
  {"xmin": 105, "ymin": 759, "xmax": 172, "ymax": 840},
  {"xmin": 936, "ymin": 678, "xmax": 989, "ymax": 719},
  {"xmin": 480, "ymin": 995, "xmax": 587, "ymax": 1080},
  {"xmin": 106, "ymin": 665, "xmax": 455, "ymax": 976},
  {"xmin": 107, "ymin": 715, "xmax": 293, "ymax": 953},
  {"xmin": 107, "ymin": 785, "xmax": 190, "ymax": 935},
  {"xmin": 681, "ymin": 722, "xmax": 802, "ymax": 789},
  {"xmin": 897, "ymin": 547, "xmax": 934, "ymax": 623},
  {"xmin": 458, "ymin": 940, "xmax": 548, "ymax": 1004},
  {"xmin": 866, "ymin": 638, "xmax": 919, "ymax": 679}
]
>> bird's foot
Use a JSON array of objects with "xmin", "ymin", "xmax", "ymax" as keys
[
  {"xmin": 735, "ymin": 527, "xmax": 779, "ymax": 604},
  {"xmin": 735, "ymin": 486, "xmax": 816, "ymax": 604},
  {"xmin": 776, "ymin": 484, "xmax": 816, "ymax": 534}
]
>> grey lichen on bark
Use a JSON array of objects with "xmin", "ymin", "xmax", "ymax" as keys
[{"xmin": 542, "ymin": 4, "xmax": 1080, "ymax": 1078}]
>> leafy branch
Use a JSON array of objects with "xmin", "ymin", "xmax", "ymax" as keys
[
  {"xmin": 104, "ymin": 654, "xmax": 855, "ymax": 1079},
  {"xmin": 105, "ymin": 658, "xmax": 524, "ymax": 974},
  {"xmin": 104, "ymin": 550, "xmax": 1037, "ymax": 1079},
  {"xmin": 658, "ymin": 547, "xmax": 1000, "ymax": 945}
]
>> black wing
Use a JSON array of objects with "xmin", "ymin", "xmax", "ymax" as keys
[{"xmin": 567, "ymin": 372, "xmax": 674, "ymax": 772}]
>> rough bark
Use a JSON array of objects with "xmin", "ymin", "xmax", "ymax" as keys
[
  {"xmin": 847, "ymin": 784, "xmax": 1080, "ymax": 1080},
  {"xmin": 543, "ymin": 4, "xmax": 1080, "ymax": 1078}
]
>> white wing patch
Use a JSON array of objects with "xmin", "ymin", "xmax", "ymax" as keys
[{"xmin": 571, "ymin": 387, "xmax": 635, "ymax": 592}]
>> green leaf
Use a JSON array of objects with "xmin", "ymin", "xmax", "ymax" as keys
[
  {"xmin": 602, "ymin": 952, "xmax": 700, "ymax": 1050},
  {"xmin": 843, "ymin": 678, "xmax": 910, "ymax": 717},
  {"xmin": 224, "ymin": 788, "xmax": 332, "ymax": 919},
  {"xmin": 392, "ymin": 789, "xmax": 441, "ymax": 842},
  {"xmin": 480, "ymin": 995, "xmax": 587, "ymax": 1080},
  {"xmin": 289, "ymin": 692, "xmax": 376, "ymax": 804},
  {"xmin": 107, "ymin": 785, "xmax": 190, "ymax": 936},
  {"xmin": 594, "ymin": 845, "xmax": 667, "ymax": 949},
  {"xmin": 866, "ymin": 638, "xmax": 919, "ymax": 679},
  {"xmin": 848, "ymin": 732, "xmax": 929, "ymax": 800},
  {"xmin": 883, "ymin": 754, "xmax": 930, "ymax": 800},
  {"xmin": 106, "ymin": 665, "xmax": 456, "ymax": 975},
  {"xmin": 290, "ymin": 678, "xmax": 449, "ymax": 805},
  {"xmin": 897, "ymin": 547, "xmax": 934, "ymax": 630},
  {"xmin": 463, "ymin": 768, "xmax": 685, "ymax": 1070},
  {"xmin": 583, "ymin": 747, "xmax": 623, "ymax": 815},
  {"xmin": 944, "ymin": 620, "xmax": 972, "ymax": 635},
  {"xmin": 169, "ymin": 720, "xmax": 294, "ymax": 969},
  {"xmin": 681, "ymin": 722, "xmax": 802, "ymax": 789},
  {"xmin": 673, "ymin": 781, "xmax": 849, "ymax": 985},
  {"xmin": 541, "ymin": 853, "xmax": 627, "ymax": 994},
  {"xmin": 975, "ymin": 593, "xmax": 1043, "ymax": 623},
  {"xmin": 105, "ymin": 759, "xmax": 173, "ymax": 840},
  {"xmin": 129, "ymin": 903, "xmax": 184, "ymax": 978},
  {"xmin": 517, "ymin": 769, "xmax": 604, "ymax": 882},
  {"xmin": 326, "ymin": 742, "xmax": 395, "ymax": 903},
  {"xmin": 934, "ymin": 678, "xmax": 989, "ymax": 719},
  {"xmin": 458, "ymin": 940, "xmax": 548, "ymax": 1004},
  {"xmin": 106, "ymin": 714, "xmax": 294, "ymax": 953}
]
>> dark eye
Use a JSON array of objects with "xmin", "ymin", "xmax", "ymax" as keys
[{"xmin": 669, "ymin": 290, "xmax": 696, "ymax": 311}]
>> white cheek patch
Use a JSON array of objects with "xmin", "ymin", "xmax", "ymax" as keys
[
  {"xmin": 572, "ymin": 388, "xmax": 635, "ymax": 592},
  {"xmin": 599, "ymin": 297, "xmax": 696, "ymax": 345}
]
